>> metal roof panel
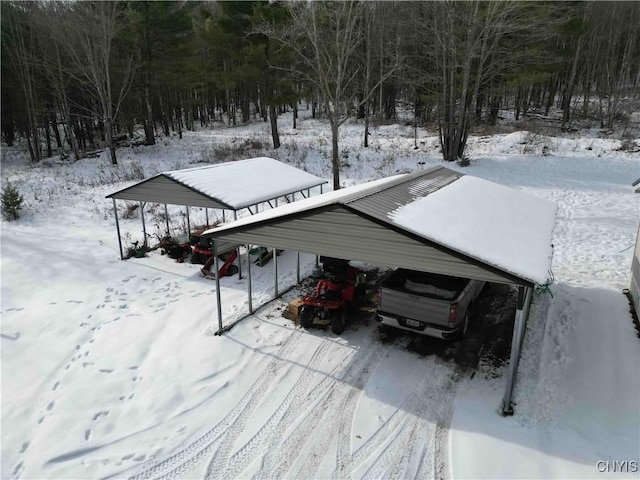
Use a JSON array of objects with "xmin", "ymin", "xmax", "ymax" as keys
[{"xmin": 107, "ymin": 157, "xmax": 327, "ymax": 210}]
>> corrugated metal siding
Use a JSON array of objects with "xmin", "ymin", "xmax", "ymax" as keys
[
  {"xmin": 216, "ymin": 207, "xmax": 521, "ymax": 284},
  {"xmin": 109, "ymin": 175, "xmax": 229, "ymax": 209},
  {"xmin": 348, "ymin": 167, "xmax": 462, "ymax": 220}
]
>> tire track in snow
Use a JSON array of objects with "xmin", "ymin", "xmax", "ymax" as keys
[
  {"xmin": 359, "ymin": 377, "xmax": 435, "ymax": 480},
  {"xmin": 429, "ymin": 371, "xmax": 461, "ymax": 480},
  {"xmin": 345, "ymin": 371, "xmax": 433, "ymax": 477},
  {"xmin": 205, "ymin": 338, "xmax": 333, "ymax": 479},
  {"xmin": 357, "ymin": 418, "xmax": 408, "ymax": 480},
  {"xmin": 252, "ymin": 347, "xmax": 353, "ymax": 479},
  {"xmin": 354, "ymin": 369, "xmax": 461, "ymax": 480},
  {"xmin": 332, "ymin": 346, "xmax": 388, "ymax": 480},
  {"xmin": 258, "ymin": 334, "xmax": 379, "ymax": 480},
  {"xmin": 368, "ymin": 381, "xmax": 439, "ymax": 479},
  {"xmin": 128, "ymin": 330, "xmax": 301, "ymax": 480},
  {"xmin": 294, "ymin": 342, "xmax": 386, "ymax": 480}
]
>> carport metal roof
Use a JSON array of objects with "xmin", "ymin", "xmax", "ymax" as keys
[
  {"xmin": 204, "ymin": 166, "xmax": 557, "ymax": 288},
  {"xmin": 106, "ymin": 157, "xmax": 327, "ymax": 210},
  {"xmin": 106, "ymin": 157, "xmax": 326, "ymax": 261}
]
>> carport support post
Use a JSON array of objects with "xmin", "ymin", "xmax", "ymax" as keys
[
  {"xmin": 186, "ymin": 206, "xmax": 191, "ymax": 238},
  {"xmin": 112, "ymin": 199, "xmax": 124, "ymax": 260},
  {"xmin": 140, "ymin": 202, "xmax": 147, "ymax": 246},
  {"xmin": 164, "ymin": 204, "xmax": 169, "ymax": 236},
  {"xmin": 205, "ymin": 208, "xmax": 209, "ymax": 227},
  {"xmin": 502, "ymin": 285, "xmax": 533, "ymax": 416},
  {"xmin": 213, "ymin": 240, "xmax": 223, "ymax": 333},
  {"xmin": 274, "ymin": 247, "xmax": 279, "ymax": 298},
  {"xmin": 296, "ymin": 251, "xmax": 300, "ymax": 284},
  {"xmin": 234, "ymin": 211, "xmax": 242, "ymax": 279},
  {"xmin": 247, "ymin": 244, "xmax": 253, "ymax": 313}
]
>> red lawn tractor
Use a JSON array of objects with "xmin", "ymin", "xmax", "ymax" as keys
[
  {"xmin": 189, "ymin": 231, "xmax": 240, "ymax": 277},
  {"xmin": 298, "ymin": 257, "xmax": 365, "ymax": 335},
  {"xmin": 189, "ymin": 232, "xmax": 214, "ymax": 265}
]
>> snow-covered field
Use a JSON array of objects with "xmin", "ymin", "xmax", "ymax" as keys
[{"xmin": 1, "ymin": 112, "xmax": 639, "ymax": 479}]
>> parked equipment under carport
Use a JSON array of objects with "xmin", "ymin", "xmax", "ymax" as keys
[{"xmin": 298, "ymin": 257, "xmax": 368, "ymax": 334}]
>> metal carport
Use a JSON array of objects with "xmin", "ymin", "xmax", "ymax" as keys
[
  {"xmin": 204, "ymin": 165, "xmax": 557, "ymax": 415},
  {"xmin": 105, "ymin": 157, "xmax": 327, "ymax": 260}
]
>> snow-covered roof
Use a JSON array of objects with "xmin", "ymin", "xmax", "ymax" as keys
[
  {"xmin": 389, "ymin": 176, "xmax": 557, "ymax": 285},
  {"xmin": 206, "ymin": 174, "xmax": 405, "ymax": 232},
  {"xmin": 206, "ymin": 166, "xmax": 557, "ymax": 286},
  {"xmin": 107, "ymin": 157, "xmax": 327, "ymax": 210}
]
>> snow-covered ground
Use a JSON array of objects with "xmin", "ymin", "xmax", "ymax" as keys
[{"xmin": 1, "ymin": 111, "xmax": 639, "ymax": 479}]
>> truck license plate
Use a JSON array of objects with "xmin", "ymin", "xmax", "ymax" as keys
[{"xmin": 406, "ymin": 319, "xmax": 421, "ymax": 328}]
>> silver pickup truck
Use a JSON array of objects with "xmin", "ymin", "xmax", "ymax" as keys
[{"xmin": 376, "ymin": 268, "xmax": 485, "ymax": 340}]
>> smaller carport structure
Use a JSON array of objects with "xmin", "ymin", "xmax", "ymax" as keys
[
  {"xmin": 106, "ymin": 157, "xmax": 327, "ymax": 260},
  {"xmin": 204, "ymin": 165, "xmax": 557, "ymax": 415}
]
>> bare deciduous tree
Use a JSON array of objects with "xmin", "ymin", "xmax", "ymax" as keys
[
  {"xmin": 62, "ymin": 1, "xmax": 135, "ymax": 165},
  {"xmin": 29, "ymin": 2, "xmax": 82, "ymax": 161},
  {"xmin": 258, "ymin": 1, "xmax": 398, "ymax": 190},
  {"xmin": 2, "ymin": 1, "xmax": 42, "ymax": 162},
  {"xmin": 414, "ymin": 1, "xmax": 547, "ymax": 161}
]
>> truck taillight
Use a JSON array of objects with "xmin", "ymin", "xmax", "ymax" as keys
[{"xmin": 448, "ymin": 303, "xmax": 458, "ymax": 323}]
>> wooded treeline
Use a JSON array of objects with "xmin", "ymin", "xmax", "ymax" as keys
[{"xmin": 2, "ymin": 1, "xmax": 639, "ymax": 186}]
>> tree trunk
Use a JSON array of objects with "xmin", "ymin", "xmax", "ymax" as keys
[
  {"xmin": 488, "ymin": 96, "xmax": 500, "ymax": 125},
  {"xmin": 51, "ymin": 112, "xmax": 62, "ymax": 149},
  {"xmin": 545, "ymin": 75, "xmax": 557, "ymax": 116},
  {"xmin": 562, "ymin": 36, "xmax": 583, "ymax": 130},
  {"xmin": 269, "ymin": 104, "xmax": 280, "ymax": 149},
  {"xmin": 144, "ymin": 84, "xmax": 155, "ymax": 145},
  {"xmin": 364, "ymin": 104, "xmax": 370, "ymax": 148},
  {"xmin": 451, "ymin": 8, "xmax": 476, "ymax": 162},
  {"xmin": 67, "ymin": 114, "xmax": 80, "ymax": 161},
  {"xmin": 30, "ymin": 114, "xmax": 41, "ymax": 162},
  {"xmin": 74, "ymin": 118, "xmax": 85, "ymax": 150},
  {"xmin": 44, "ymin": 118, "xmax": 52, "ymax": 157},
  {"xmin": 105, "ymin": 117, "xmax": 117, "ymax": 165},
  {"xmin": 26, "ymin": 126, "xmax": 35, "ymax": 162},
  {"xmin": 293, "ymin": 101, "xmax": 298, "ymax": 129},
  {"xmin": 2, "ymin": 122, "xmax": 15, "ymax": 147},
  {"xmin": 608, "ymin": 24, "xmax": 635, "ymax": 129},
  {"xmin": 378, "ymin": 36, "xmax": 384, "ymax": 121},
  {"xmin": 159, "ymin": 95, "xmax": 170, "ymax": 136},
  {"xmin": 187, "ymin": 94, "xmax": 193, "ymax": 131},
  {"xmin": 175, "ymin": 105, "xmax": 182, "ymax": 139},
  {"xmin": 330, "ymin": 119, "xmax": 341, "ymax": 190},
  {"xmin": 475, "ymin": 92, "xmax": 485, "ymax": 122},
  {"xmin": 242, "ymin": 92, "xmax": 250, "ymax": 124}
]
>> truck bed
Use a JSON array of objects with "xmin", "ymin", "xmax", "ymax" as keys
[{"xmin": 381, "ymin": 269, "xmax": 469, "ymax": 300}]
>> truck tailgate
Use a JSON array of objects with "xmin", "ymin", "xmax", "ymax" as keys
[{"xmin": 378, "ymin": 287, "xmax": 451, "ymax": 326}]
